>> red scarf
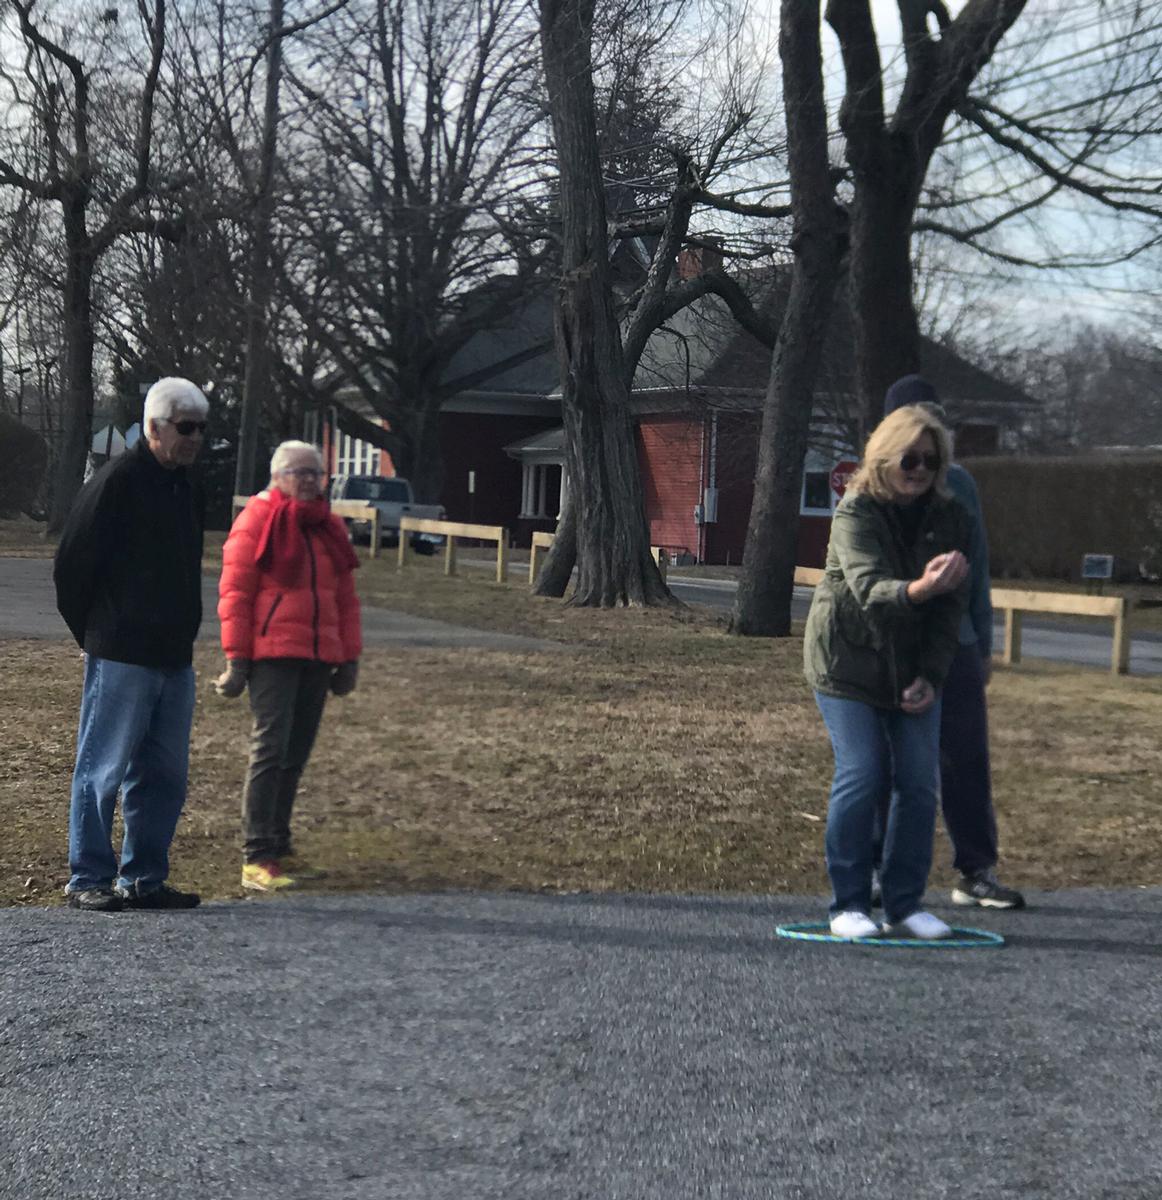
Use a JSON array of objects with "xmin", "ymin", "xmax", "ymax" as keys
[{"xmin": 253, "ymin": 488, "xmax": 360, "ymax": 585}]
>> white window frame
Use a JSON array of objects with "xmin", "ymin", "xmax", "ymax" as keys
[
  {"xmin": 337, "ymin": 432, "xmax": 380, "ymax": 477},
  {"xmin": 801, "ymin": 449, "xmax": 838, "ymax": 517}
]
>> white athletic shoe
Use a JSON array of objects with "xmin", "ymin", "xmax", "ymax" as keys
[
  {"xmin": 886, "ymin": 910, "xmax": 953, "ymax": 940},
  {"xmin": 829, "ymin": 911, "xmax": 882, "ymax": 940}
]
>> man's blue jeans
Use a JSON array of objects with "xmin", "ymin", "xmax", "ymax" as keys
[
  {"xmin": 815, "ymin": 692, "xmax": 942, "ymax": 924},
  {"xmin": 67, "ymin": 655, "xmax": 196, "ymax": 894}
]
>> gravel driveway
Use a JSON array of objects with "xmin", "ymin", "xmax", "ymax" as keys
[{"xmin": 3, "ymin": 888, "xmax": 1160, "ymax": 1199}]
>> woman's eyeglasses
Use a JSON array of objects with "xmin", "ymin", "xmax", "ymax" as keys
[
  {"xmin": 280, "ymin": 467, "xmax": 324, "ymax": 479},
  {"xmin": 899, "ymin": 451, "xmax": 940, "ymax": 472},
  {"xmin": 164, "ymin": 418, "xmax": 207, "ymax": 436}
]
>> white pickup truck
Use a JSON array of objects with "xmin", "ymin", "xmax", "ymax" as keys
[{"xmin": 329, "ymin": 474, "xmax": 445, "ymax": 553}]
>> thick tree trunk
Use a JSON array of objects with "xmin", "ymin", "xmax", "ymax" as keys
[
  {"xmin": 847, "ymin": 151, "xmax": 922, "ymax": 436},
  {"xmin": 538, "ymin": 0, "xmax": 669, "ymax": 607},
  {"xmin": 407, "ymin": 402, "xmax": 446, "ymax": 504},
  {"xmin": 731, "ymin": 0, "xmax": 843, "ymax": 637},
  {"xmin": 532, "ymin": 494, "xmax": 576, "ymax": 597},
  {"xmin": 48, "ymin": 204, "xmax": 96, "ymax": 533}
]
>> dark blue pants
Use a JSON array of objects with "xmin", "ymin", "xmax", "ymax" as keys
[
  {"xmin": 875, "ymin": 643, "xmax": 998, "ymax": 877},
  {"xmin": 938, "ymin": 643, "xmax": 998, "ymax": 875}
]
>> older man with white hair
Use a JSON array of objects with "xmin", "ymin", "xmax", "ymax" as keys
[{"xmin": 54, "ymin": 377, "xmax": 210, "ymax": 912}]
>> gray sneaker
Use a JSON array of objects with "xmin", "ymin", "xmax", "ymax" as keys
[{"xmin": 951, "ymin": 870, "xmax": 1025, "ymax": 910}]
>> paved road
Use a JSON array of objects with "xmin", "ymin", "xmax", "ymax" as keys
[
  {"xmin": 666, "ymin": 576, "xmax": 1162, "ymax": 676},
  {"xmin": 2, "ymin": 888, "xmax": 1161, "ymax": 1199},
  {"xmin": 0, "ymin": 557, "xmax": 566, "ymax": 653}
]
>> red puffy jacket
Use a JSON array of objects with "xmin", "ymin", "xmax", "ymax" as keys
[{"xmin": 218, "ymin": 492, "xmax": 362, "ymax": 664}]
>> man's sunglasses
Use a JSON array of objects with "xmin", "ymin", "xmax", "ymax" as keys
[
  {"xmin": 163, "ymin": 418, "xmax": 208, "ymax": 436},
  {"xmin": 900, "ymin": 451, "xmax": 939, "ymax": 472}
]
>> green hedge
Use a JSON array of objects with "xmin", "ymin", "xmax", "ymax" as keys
[{"xmin": 969, "ymin": 455, "xmax": 1162, "ymax": 581}]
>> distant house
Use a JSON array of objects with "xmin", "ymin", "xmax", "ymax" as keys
[{"xmin": 325, "ymin": 267, "xmax": 1039, "ymax": 566}]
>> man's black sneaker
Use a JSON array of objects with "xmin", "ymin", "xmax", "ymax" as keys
[
  {"xmin": 951, "ymin": 870, "xmax": 1025, "ymax": 910},
  {"xmin": 67, "ymin": 887, "xmax": 124, "ymax": 913},
  {"xmin": 118, "ymin": 883, "xmax": 201, "ymax": 910}
]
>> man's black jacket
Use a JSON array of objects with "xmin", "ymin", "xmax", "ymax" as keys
[{"xmin": 53, "ymin": 441, "xmax": 205, "ymax": 668}]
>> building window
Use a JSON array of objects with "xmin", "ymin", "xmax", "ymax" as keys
[
  {"xmin": 520, "ymin": 463, "xmax": 563, "ymax": 519},
  {"xmin": 337, "ymin": 432, "xmax": 381, "ymax": 477},
  {"xmin": 801, "ymin": 470, "xmax": 834, "ymax": 515}
]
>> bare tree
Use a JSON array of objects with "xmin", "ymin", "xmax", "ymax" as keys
[
  {"xmin": 730, "ymin": 0, "xmax": 845, "ymax": 636},
  {"xmin": 535, "ymin": 0, "xmax": 674, "ymax": 605},
  {"xmin": 824, "ymin": 0, "xmax": 1162, "ymax": 435},
  {"xmin": 0, "ymin": 0, "xmax": 181, "ymax": 530},
  {"xmin": 825, "ymin": 0, "xmax": 1030, "ymax": 435},
  {"xmin": 267, "ymin": 0, "xmax": 551, "ymax": 501}
]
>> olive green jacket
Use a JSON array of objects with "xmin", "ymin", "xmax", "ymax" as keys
[{"xmin": 803, "ymin": 490, "xmax": 971, "ymax": 709}]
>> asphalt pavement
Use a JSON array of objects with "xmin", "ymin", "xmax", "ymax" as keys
[
  {"xmin": 0, "ymin": 557, "xmax": 567, "ymax": 653},
  {"xmin": 3, "ymin": 888, "xmax": 1162, "ymax": 1199}
]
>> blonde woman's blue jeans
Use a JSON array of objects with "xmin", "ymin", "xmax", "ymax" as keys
[{"xmin": 815, "ymin": 692, "xmax": 942, "ymax": 925}]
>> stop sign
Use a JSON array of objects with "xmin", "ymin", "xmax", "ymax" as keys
[{"xmin": 829, "ymin": 460, "xmax": 858, "ymax": 497}]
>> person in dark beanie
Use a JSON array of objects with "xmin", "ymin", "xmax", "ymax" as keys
[
  {"xmin": 882, "ymin": 374, "xmax": 1025, "ymax": 910},
  {"xmin": 54, "ymin": 377, "xmax": 209, "ymax": 912}
]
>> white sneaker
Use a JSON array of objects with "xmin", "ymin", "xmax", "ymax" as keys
[
  {"xmin": 829, "ymin": 911, "xmax": 881, "ymax": 939},
  {"xmin": 886, "ymin": 910, "xmax": 952, "ymax": 940}
]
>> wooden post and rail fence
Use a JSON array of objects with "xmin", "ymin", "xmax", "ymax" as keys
[
  {"xmin": 398, "ymin": 516, "xmax": 510, "ymax": 583},
  {"xmin": 234, "ymin": 501, "xmax": 1134, "ymax": 675},
  {"xmin": 528, "ymin": 530, "xmax": 668, "ymax": 586},
  {"xmin": 790, "ymin": 567, "xmax": 1129, "ymax": 675}
]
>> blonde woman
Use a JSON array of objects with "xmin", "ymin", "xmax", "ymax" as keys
[{"xmin": 804, "ymin": 406, "xmax": 970, "ymax": 940}]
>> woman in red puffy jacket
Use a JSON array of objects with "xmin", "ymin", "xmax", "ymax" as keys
[{"xmin": 216, "ymin": 440, "xmax": 362, "ymax": 893}]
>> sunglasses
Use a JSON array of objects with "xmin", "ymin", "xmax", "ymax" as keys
[
  {"xmin": 164, "ymin": 418, "xmax": 207, "ymax": 436},
  {"xmin": 900, "ymin": 451, "xmax": 939, "ymax": 472}
]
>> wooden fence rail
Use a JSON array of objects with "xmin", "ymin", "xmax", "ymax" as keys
[
  {"xmin": 398, "ymin": 516, "xmax": 510, "ymax": 582},
  {"xmin": 527, "ymin": 532, "xmax": 668, "ymax": 585},
  {"xmin": 990, "ymin": 587, "xmax": 1130, "ymax": 675}
]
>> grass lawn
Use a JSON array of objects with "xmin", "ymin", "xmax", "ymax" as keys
[{"xmin": 4, "ymin": 521, "xmax": 1162, "ymax": 908}]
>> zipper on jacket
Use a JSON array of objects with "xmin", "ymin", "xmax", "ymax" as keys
[
  {"xmin": 261, "ymin": 593, "xmax": 284, "ymax": 636},
  {"xmin": 307, "ymin": 535, "xmax": 320, "ymax": 658}
]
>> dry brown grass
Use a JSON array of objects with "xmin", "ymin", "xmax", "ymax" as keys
[
  {"xmin": 0, "ymin": 517, "xmax": 54, "ymax": 558},
  {"xmin": 5, "ymin": 547, "xmax": 1162, "ymax": 909}
]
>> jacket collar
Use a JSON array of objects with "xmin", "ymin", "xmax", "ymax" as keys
[{"xmin": 134, "ymin": 437, "xmax": 188, "ymax": 483}]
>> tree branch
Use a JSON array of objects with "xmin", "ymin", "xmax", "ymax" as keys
[{"xmin": 960, "ymin": 99, "xmax": 1162, "ymax": 216}]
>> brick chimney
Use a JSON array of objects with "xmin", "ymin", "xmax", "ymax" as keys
[{"xmin": 676, "ymin": 243, "xmax": 724, "ymax": 280}]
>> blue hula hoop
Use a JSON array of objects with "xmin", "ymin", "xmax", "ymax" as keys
[{"xmin": 775, "ymin": 921, "xmax": 1005, "ymax": 949}]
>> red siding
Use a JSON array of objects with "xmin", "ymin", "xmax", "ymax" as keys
[
  {"xmin": 439, "ymin": 411, "xmax": 559, "ymax": 535},
  {"xmin": 638, "ymin": 415, "xmax": 706, "ymax": 561},
  {"xmin": 702, "ymin": 412, "xmax": 759, "ymax": 566}
]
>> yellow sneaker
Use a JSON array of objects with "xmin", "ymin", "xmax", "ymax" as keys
[
  {"xmin": 278, "ymin": 855, "xmax": 327, "ymax": 881},
  {"xmin": 241, "ymin": 860, "xmax": 299, "ymax": 892}
]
